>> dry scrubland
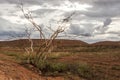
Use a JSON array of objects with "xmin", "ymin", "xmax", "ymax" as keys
[{"xmin": 0, "ymin": 39, "xmax": 120, "ymax": 80}]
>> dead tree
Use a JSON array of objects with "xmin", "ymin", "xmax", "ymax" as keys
[{"xmin": 19, "ymin": 3, "xmax": 75, "ymax": 65}]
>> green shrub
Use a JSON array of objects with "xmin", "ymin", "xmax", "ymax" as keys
[
  {"xmin": 77, "ymin": 64, "xmax": 93, "ymax": 78},
  {"xmin": 37, "ymin": 61, "xmax": 68, "ymax": 74},
  {"xmin": 34, "ymin": 61, "xmax": 94, "ymax": 79}
]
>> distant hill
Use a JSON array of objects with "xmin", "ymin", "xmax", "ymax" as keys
[
  {"xmin": 1, "ymin": 39, "xmax": 120, "ymax": 52},
  {"xmin": 0, "ymin": 39, "xmax": 120, "ymax": 48},
  {"xmin": 0, "ymin": 39, "xmax": 88, "ymax": 47},
  {"xmin": 91, "ymin": 41, "xmax": 120, "ymax": 47}
]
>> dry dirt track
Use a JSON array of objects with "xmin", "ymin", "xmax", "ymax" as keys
[{"xmin": 0, "ymin": 54, "xmax": 65, "ymax": 80}]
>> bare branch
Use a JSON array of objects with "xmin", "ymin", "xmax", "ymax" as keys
[{"xmin": 18, "ymin": 1, "xmax": 75, "ymax": 64}]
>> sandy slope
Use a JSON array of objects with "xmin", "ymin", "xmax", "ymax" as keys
[
  {"xmin": 0, "ymin": 54, "xmax": 65, "ymax": 80},
  {"xmin": 0, "ymin": 54, "xmax": 42, "ymax": 80}
]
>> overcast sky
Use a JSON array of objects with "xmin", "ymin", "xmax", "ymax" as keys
[{"xmin": 0, "ymin": 0, "xmax": 120, "ymax": 43}]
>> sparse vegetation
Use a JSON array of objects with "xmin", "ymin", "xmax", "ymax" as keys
[
  {"xmin": 34, "ymin": 61, "xmax": 93, "ymax": 77},
  {"xmin": 0, "ymin": 40, "xmax": 120, "ymax": 80}
]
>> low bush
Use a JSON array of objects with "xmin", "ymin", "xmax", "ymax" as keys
[{"xmin": 34, "ymin": 61, "xmax": 94, "ymax": 79}]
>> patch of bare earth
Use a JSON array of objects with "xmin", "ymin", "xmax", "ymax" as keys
[{"xmin": 0, "ymin": 54, "xmax": 66, "ymax": 80}]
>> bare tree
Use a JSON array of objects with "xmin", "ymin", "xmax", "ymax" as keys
[{"xmin": 19, "ymin": 3, "xmax": 75, "ymax": 66}]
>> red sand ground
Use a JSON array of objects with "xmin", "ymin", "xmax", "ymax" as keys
[{"xmin": 0, "ymin": 54, "xmax": 66, "ymax": 80}]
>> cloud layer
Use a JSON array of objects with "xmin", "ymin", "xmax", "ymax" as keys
[{"xmin": 0, "ymin": 0, "xmax": 120, "ymax": 43}]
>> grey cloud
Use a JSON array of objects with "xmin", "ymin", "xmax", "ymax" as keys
[
  {"xmin": 68, "ymin": 24, "xmax": 94, "ymax": 37},
  {"xmin": 0, "ymin": 0, "xmax": 39, "ymax": 4},
  {"xmin": 103, "ymin": 18, "xmax": 112, "ymax": 27},
  {"xmin": 108, "ymin": 36, "xmax": 120, "ymax": 40},
  {"xmin": 1, "ymin": 0, "xmax": 120, "ymax": 19},
  {"xmin": 0, "ymin": 17, "xmax": 12, "ymax": 30},
  {"xmin": 107, "ymin": 31, "xmax": 120, "ymax": 37},
  {"xmin": 94, "ymin": 18, "xmax": 112, "ymax": 34},
  {"xmin": 76, "ymin": 0, "xmax": 120, "ymax": 19},
  {"xmin": 0, "ymin": 17, "xmax": 25, "ymax": 33},
  {"xmin": 0, "ymin": 0, "xmax": 64, "ymax": 5},
  {"xmin": 0, "ymin": 30, "xmax": 26, "ymax": 40},
  {"xmin": 108, "ymin": 31, "xmax": 120, "ymax": 34},
  {"xmin": 0, "ymin": 0, "xmax": 93, "ymax": 5},
  {"xmin": 80, "ymin": 33, "xmax": 92, "ymax": 37},
  {"xmin": 32, "ymin": 9, "xmax": 57, "ymax": 17},
  {"xmin": 69, "ymin": 24, "xmax": 85, "ymax": 35},
  {"xmin": 0, "ymin": 17, "xmax": 27, "ymax": 40},
  {"xmin": 84, "ymin": 8, "xmax": 120, "ymax": 18},
  {"xmin": 94, "ymin": 0, "xmax": 120, "ymax": 6},
  {"xmin": 0, "ymin": 31, "xmax": 12, "ymax": 36},
  {"xmin": 0, "ymin": 0, "xmax": 120, "ymax": 42},
  {"xmin": 91, "ymin": 0, "xmax": 120, "ymax": 17},
  {"xmin": 0, "ymin": 31, "xmax": 23, "ymax": 36}
]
